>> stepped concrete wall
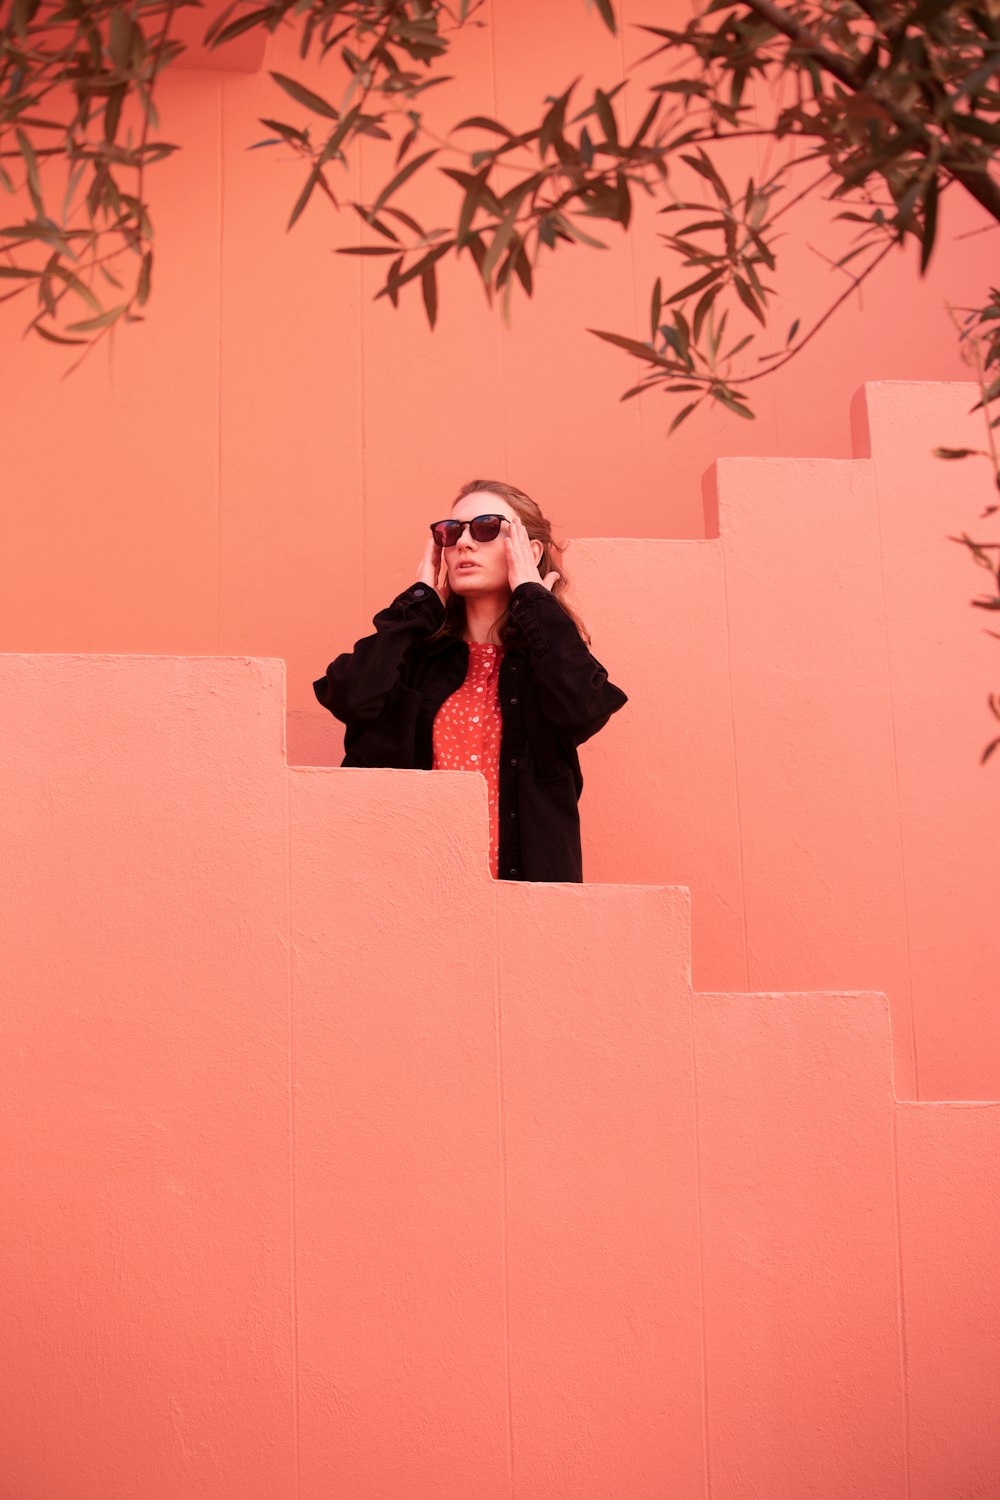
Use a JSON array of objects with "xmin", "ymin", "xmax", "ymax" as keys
[
  {"xmin": 3, "ymin": 653, "xmax": 998, "ymax": 1500},
  {"xmin": 0, "ymin": 0, "xmax": 995, "ymax": 1099},
  {"xmin": 6, "ymin": 379, "xmax": 995, "ymax": 1098},
  {"xmin": 569, "ymin": 382, "xmax": 1000, "ymax": 1100},
  {"xmin": 2, "ymin": 1, "xmax": 998, "ymax": 1474}
]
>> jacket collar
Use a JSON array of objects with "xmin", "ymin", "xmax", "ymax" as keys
[
  {"xmin": 422, "ymin": 630, "xmax": 526, "ymax": 660},
  {"xmin": 422, "ymin": 632, "xmax": 464, "ymax": 659}
]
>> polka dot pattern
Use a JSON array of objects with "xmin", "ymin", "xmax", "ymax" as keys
[{"xmin": 432, "ymin": 642, "xmax": 505, "ymax": 877}]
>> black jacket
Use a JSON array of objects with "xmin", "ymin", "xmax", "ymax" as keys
[{"xmin": 313, "ymin": 580, "xmax": 628, "ymax": 882}]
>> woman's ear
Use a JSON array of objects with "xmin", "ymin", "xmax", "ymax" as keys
[{"xmin": 531, "ymin": 540, "xmax": 543, "ymax": 567}]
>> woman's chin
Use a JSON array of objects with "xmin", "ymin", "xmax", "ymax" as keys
[{"xmin": 446, "ymin": 567, "xmax": 509, "ymax": 597}]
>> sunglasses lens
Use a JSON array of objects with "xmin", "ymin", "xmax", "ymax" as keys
[{"xmin": 432, "ymin": 515, "xmax": 505, "ymax": 546}]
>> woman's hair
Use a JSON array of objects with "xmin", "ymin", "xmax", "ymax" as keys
[{"xmin": 428, "ymin": 478, "xmax": 591, "ymax": 647}]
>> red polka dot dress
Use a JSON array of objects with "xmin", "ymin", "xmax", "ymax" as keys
[{"xmin": 432, "ymin": 641, "xmax": 505, "ymax": 877}]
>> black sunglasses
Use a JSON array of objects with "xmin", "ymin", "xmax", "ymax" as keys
[{"xmin": 430, "ymin": 514, "xmax": 509, "ymax": 548}]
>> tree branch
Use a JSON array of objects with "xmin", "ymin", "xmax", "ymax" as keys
[
  {"xmin": 736, "ymin": 0, "xmax": 1000, "ymax": 224},
  {"xmin": 741, "ymin": 237, "xmax": 895, "ymax": 382}
]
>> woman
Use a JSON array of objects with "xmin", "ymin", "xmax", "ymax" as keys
[{"xmin": 313, "ymin": 480, "xmax": 627, "ymax": 882}]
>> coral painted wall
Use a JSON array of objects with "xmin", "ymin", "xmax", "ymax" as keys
[
  {"xmin": 4, "ymin": 5, "xmax": 998, "ymax": 1491},
  {"xmin": 302, "ymin": 381, "xmax": 998, "ymax": 1101},
  {"xmin": 1, "ymin": 0, "xmax": 994, "ymax": 692},
  {"xmin": 1, "ymin": 5, "xmax": 996, "ymax": 1098},
  {"xmin": 3, "ymin": 652, "xmax": 998, "ymax": 1500},
  {"xmin": 572, "ymin": 382, "xmax": 1000, "ymax": 1102}
]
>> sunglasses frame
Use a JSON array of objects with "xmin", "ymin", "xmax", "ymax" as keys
[{"xmin": 429, "ymin": 513, "xmax": 510, "ymax": 548}]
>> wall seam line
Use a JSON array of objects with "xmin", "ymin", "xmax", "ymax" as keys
[
  {"xmin": 286, "ymin": 773, "xmax": 302, "ymax": 1498},
  {"xmin": 493, "ymin": 885, "xmax": 515, "ymax": 1498},
  {"xmin": 487, "ymin": 0, "xmax": 509, "ymax": 476},
  {"xmin": 690, "ymin": 990, "xmax": 713, "ymax": 1499},
  {"xmin": 216, "ymin": 77, "xmax": 224, "ymax": 654},
  {"xmin": 616, "ymin": 0, "xmax": 645, "ymax": 490},
  {"xmin": 357, "ymin": 144, "xmax": 368, "ymax": 610},
  {"xmin": 870, "ymin": 453, "xmax": 920, "ymax": 1098},
  {"xmin": 720, "ymin": 542, "xmax": 750, "ymax": 990},
  {"xmin": 890, "ymin": 1106, "xmax": 913, "ymax": 1499}
]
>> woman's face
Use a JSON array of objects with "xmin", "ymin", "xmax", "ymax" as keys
[{"xmin": 443, "ymin": 494, "xmax": 541, "ymax": 597}]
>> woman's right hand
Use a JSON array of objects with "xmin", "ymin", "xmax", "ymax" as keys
[{"xmin": 417, "ymin": 537, "xmax": 450, "ymax": 607}]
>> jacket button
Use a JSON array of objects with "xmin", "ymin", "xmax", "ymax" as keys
[
  {"xmin": 509, "ymin": 697, "xmax": 518, "ymax": 706},
  {"xmin": 413, "ymin": 587, "xmax": 425, "ymax": 597},
  {"xmin": 510, "ymin": 811, "xmax": 517, "ymax": 819},
  {"xmin": 509, "ymin": 868, "xmax": 518, "ymax": 876},
  {"xmin": 510, "ymin": 757, "xmax": 518, "ymax": 767}
]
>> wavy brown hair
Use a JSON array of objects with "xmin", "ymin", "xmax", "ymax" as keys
[{"xmin": 428, "ymin": 479, "xmax": 591, "ymax": 648}]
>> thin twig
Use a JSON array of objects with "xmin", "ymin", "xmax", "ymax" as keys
[
  {"xmin": 947, "ymin": 302, "xmax": 1000, "ymax": 480},
  {"xmin": 742, "ymin": 237, "xmax": 894, "ymax": 382}
]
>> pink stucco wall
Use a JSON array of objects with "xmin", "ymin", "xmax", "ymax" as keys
[
  {"xmin": 569, "ymin": 381, "xmax": 1000, "ymax": 1101},
  {"xmin": 3, "ymin": 652, "xmax": 998, "ymax": 1499},
  {"xmin": 295, "ymin": 382, "xmax": 998, "ymax": 1101},
  {"xmin": 1, "ymin": 0, "xmax": 993, "ymax": 636},
  {"xmin": 3, "ymin": 1, "xmax": 999, "ymax": 1488},
  {"xmin": 2, "ymin": 8, "xmax": 996, "ymax": 1100}
]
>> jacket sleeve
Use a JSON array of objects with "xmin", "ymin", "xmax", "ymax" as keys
[
  {"xmin": 313, "ymin": 582, "xmax": 445, "ymax": 726},
  {"xmin": 508, "ymin": 582, "xmax": 628, "ymax": 746}
]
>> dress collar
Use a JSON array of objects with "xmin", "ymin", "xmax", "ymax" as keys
[{"xmin": 423, "ymin": 632, "xmax": 521, "ymax": 660}]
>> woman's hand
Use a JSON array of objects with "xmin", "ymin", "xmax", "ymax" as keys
[
  {"xmin": 417, "ymin": 536, "xmax": 450, "ymax": 607},
  {"xmin": 505, "ymin": 513, "xmax": 559, "ymax": 592}
]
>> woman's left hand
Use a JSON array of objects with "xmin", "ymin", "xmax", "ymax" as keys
[{"xmin": 505, "ymin": 513, "xmax": 559, "ymax": 592}]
